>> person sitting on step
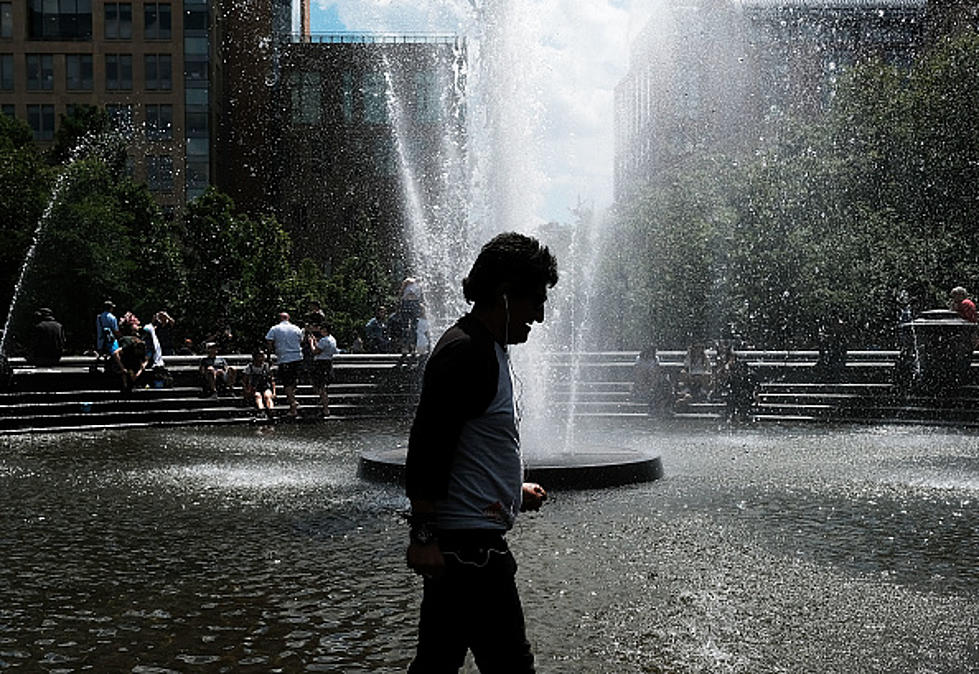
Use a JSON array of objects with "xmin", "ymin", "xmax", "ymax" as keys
[{"xmin": 199, "ymin": 342, "xmax": 236, "ymax": 397}]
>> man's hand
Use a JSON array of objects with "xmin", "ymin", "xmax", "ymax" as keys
[
  {"xmin": 406, "ymin": 541, "xmax": 445, "ymax": 578},
  {"xmin": 521, "ymin": 482, "xmax": 547, "ymax": 512}
]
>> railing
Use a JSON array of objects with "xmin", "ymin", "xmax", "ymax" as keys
[{"xmin": 291, "ymin": 32, "xmax": 464, "ymax": 46}]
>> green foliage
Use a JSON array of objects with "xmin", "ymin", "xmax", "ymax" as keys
[
  {"xmin": 607, "ymin": 34, "xmax": 979, "ymax": 350},
  {"xmin": 0, "ymin": 116, "xmax": 51, "ymax": 323},
  {"xmin": 19, "ymin": 157, "xmax": 137, "ymax": 349}
]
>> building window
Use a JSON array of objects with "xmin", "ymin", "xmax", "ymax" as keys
[
  {"xmin": 363, "ymin": 72, "xmax": 387, "ymax": 124},
  {"xmin": 65, "ymin": 53, "xmax": 93, "ymax": 90},
  {"xmin": 106, "ymin": 103, "xmax": 132, "ymax": 129},
  {"xmin": 27, "ymin": 103, "xmax": 55, "ymax": 140},
  {"xmin": 1, "ymin": 104, "xmax": 13, "ymax": 117},
  {"xmin": 1, "ymin": 3, "xmax": 12, "ymax": 39},
  {"xmin": 412, "ymin": 71, "xmax": 440, "ymax": 123},
  {"xmin": 183, "ymin": 4, "xmax": 207, "ymax": 32},
  {"xmin": 28, "ymin": 0, "xmax": 92, "ymax": 40},
  {"xmin": 290, "ymin": 71, "xmax": 321, "ymax": 125},
  {"xmin": 105, "ymin": 53, "xmax": 132, "ymax": 90},
  {"xmin": 372, "ymin": 137, "xmax": 396, "ymax": 175},
  {"xmin": 0, "ymin": 53, "xmax": 12, "ymax": 90},
  {"xmin": 146, "ymin": 154, "xmax": 174, "ymax": 192},
  {"xmin": 144, "ymin": 53, "xmax": 171, "ymax": 90},
  {"xmin": 145, "ymin": 103, "xmax": 172, "ymax": 140},
  {"xmin": 26, "ymin": 54, "xmax": 54, "ymax": 90},
  {"xmin": 341, "ymin": 71, "xmax": 354, "ymax": 123},
  {"xmin": 184, "ymin": 35, "xmax": 208, "ymax": 83},
  {"xmin": 144, "ymin": 3, "xmax": 171, "ymax": 39},
  {"xmin": 104, "ymin": 3, "xmax": 132, "ymax": 39}
]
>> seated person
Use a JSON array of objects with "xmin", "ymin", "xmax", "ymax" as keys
[
  {"xmin": 950, "ymin": 286, "xmax": 977, "ymax": 323},
  {"xmin": 241, "ymin": 350, "xmax": 275, "ymax": 415},
  {"xmin": 676, "ymin": 341, "xmax": 712, "ymax": 403},
  {"xmin": 199, "ymin": 342, "xmax": 236, "ymax": 397},
  {"xmin": 631, "ymin": 346, "xmax": 673, "ymax": 415},
  {"xmin": 113, "ymin": 316, "xmax": 148, "ymax": 393},
  {"xmin": 27, "ymin": 308, "xmax": 65, "ymax": 366}
]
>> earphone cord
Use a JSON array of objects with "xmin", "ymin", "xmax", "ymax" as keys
[{"xmin": 502, "ymin": 295, "xmax": 522, "ymax": 427}]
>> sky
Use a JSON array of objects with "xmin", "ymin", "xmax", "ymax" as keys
[{"xmin": 310, "ymin": 0, "xmax": 653, "ymax": 225}]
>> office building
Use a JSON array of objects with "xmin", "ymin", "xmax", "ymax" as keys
[
  {"xmin": 613, "ymin": 0, "xmax": 938, "ymax": 202},
  {"xmin": 0, "ymin": 0, "xmax": 220, "ymax": 209}
]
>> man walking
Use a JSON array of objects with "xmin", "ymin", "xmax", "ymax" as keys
[
  {"xmin": 265, "ymin": 312, "xmax": 303, "ymax": 417},
  {"xmin": 405, "ymin": 232, "xmax": 558, "ymax": 673}
]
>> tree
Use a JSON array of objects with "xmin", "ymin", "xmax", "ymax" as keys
[
  {"xmin": 179, "ymin": 188, "xmax": 293, "ymax": 349},
  {"xmin": 0, "ymin": 115, "xmax": 52, "ymax": 345}
]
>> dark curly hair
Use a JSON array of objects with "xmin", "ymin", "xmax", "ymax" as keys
[{"xmin": 462, "ymin": 232, "xmax": 559, "ymax": 305}]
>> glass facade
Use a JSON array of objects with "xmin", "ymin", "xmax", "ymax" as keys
[
  {"xmin": 105, "ymin": 53, "xmax": 132, "ymax": 90},
  {"xmin": 145, "ymin": 103, "xmax": 172, "ymax": 140},
  {"xmin": 362, "ymin": 71, "xmax": 387, "ymax": 124},
  {"xmin": 27, "ymin": 103, "xmax": 55, "ymax": 139},
  {"xmin": 144, "ymin": 3, "xmax": 171, "ymax": 39},
  {"xmin": 26, "ymin": 53, "xmax": 54, "ymax": 90},
  {"xmin": 146, "ymin": 154, "xmax": 174, "ymax": 192},
  {"xmin": 65, "ymin": 53, "xmax": 93, "ymax": 90},
  {"xmin": 1, "ymin": 3, "xmax": 12, "ymax": 39},
  {"xmin": 0, "ymin": 53, "xmax": 12, "ymax": 90},
  {"xmin": 29, "ymin": 0, "xmax": 92, "ymax": 41},
  {"xmin": 104, "ymin": 3, "xmax": 132, "ymax": 40},
  {"xmin": 145, "ymin": 53, "xmax": 172, "ymax": 90},
  {"xmin": 183, "ymin": 0, "xmax": 209, "ymax": 200},
  {"xmin": 290, "ymin": 71, "xmax": 320, "ymax": 125},
  {"xmin": 106, "ymin": 102, "xmax": 133, "ymax": 129}
]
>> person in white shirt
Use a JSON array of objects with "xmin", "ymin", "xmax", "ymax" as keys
[
  {"xmin": 311, "ymin": 324, "xmax": 339, "ymax": 416},
  {"xmin": 265, "ymin": 312, "xmax": 303, "ymax": 417}
]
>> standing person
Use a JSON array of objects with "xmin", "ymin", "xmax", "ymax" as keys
[
  {"xmin": 141, "ymin": 311, "xmax": 171, "ymax": 388},
  {"xmin": 311, "ymin": 323, "xmax": 339, "ymax": 416},
  {"xmin": 265, "ymin": 312, "xmax": 304, "ymax": 417},
  {"xmin": 27, "ymin": 308, "xmax": 65, "ymax": 366},
  {"xmin": 405, "ymin": 232, "xmax": 558, "ymax": 673},
  {"xmin": 155, "ymin": 311, "xmax": 176, "ymax": 356},
  {"xmin": 95, "ymin": 300, "xmax": 120, "ymax": 358},
  {"xmin": 399, "ymin": 276, "xmax": 424, "ymax": 353}
]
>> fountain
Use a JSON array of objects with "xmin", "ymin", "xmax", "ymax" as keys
[
  {"xmin": 3, "ymin": 2, "xmax": 979, "ymax": 670},
  {"xmin": 358, "ymin": 0, "xmax": 662, "ymax": 488},
  {"xmin": 0, "ymin": 127, "xmax": 130, "ymax": 367}
]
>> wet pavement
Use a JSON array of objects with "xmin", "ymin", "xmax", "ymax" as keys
[{"xmin": 0, "ymin": 419, "xmax": 977, "ymax": 672}]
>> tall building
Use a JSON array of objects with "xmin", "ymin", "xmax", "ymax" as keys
[
  {"xmin": 215, "ymin": 32, "xmax": 467, "ymax": 275},
  {"xmin": 2, "ymin": 1, "xmax": 464, "ymax": 279},
  {"xmin": 613, "ymin": 0, "xmax": 931, "ymax": 202},
  {"xmin": 0, "ymin": 0, "xmax": 220, "ymax": 209},
  {"xmin": 212, "ymin": 0, "xmax": 310, "ymax": 216}
]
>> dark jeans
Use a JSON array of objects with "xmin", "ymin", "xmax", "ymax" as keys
[{"xmin": 409, "ymin": 531, "xmax": 535, "ymax": 674}]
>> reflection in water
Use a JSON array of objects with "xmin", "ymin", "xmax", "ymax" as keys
[{"xmin": 1, "ymin": 420, "xmax": 978, "ymax": 672}]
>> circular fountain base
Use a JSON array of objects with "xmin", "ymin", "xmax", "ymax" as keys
[{"xmin": 359, "ymin": 448, "xmax": 663, "ymax": 489}]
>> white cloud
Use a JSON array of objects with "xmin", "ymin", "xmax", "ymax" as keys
[{"xmin": 312, "ymin": 0, "xmax": 651, "ymax": 224}]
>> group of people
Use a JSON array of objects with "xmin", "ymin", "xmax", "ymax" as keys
[
  {"xmin": 96, "ymin": 301, "xmax": 173, "ymax": 392},
  {"xmin": 632, "ymin": 341, "xmax": 755, "ymax": 420},
  {"xmin": 195, "ymin": 309, "xmax": 339, "ymax": 419},
  {"xmin": 93, "ymin": 301, "xmax": 340, "ymax": 419},
  {"xmin": 258, "ymin": 310, "xmax": 339, "ymax": 418}
]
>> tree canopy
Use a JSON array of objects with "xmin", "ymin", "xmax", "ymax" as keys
[{"xmin": 600, "ymin": 34, "xmax": 979, "ymax": 351}]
